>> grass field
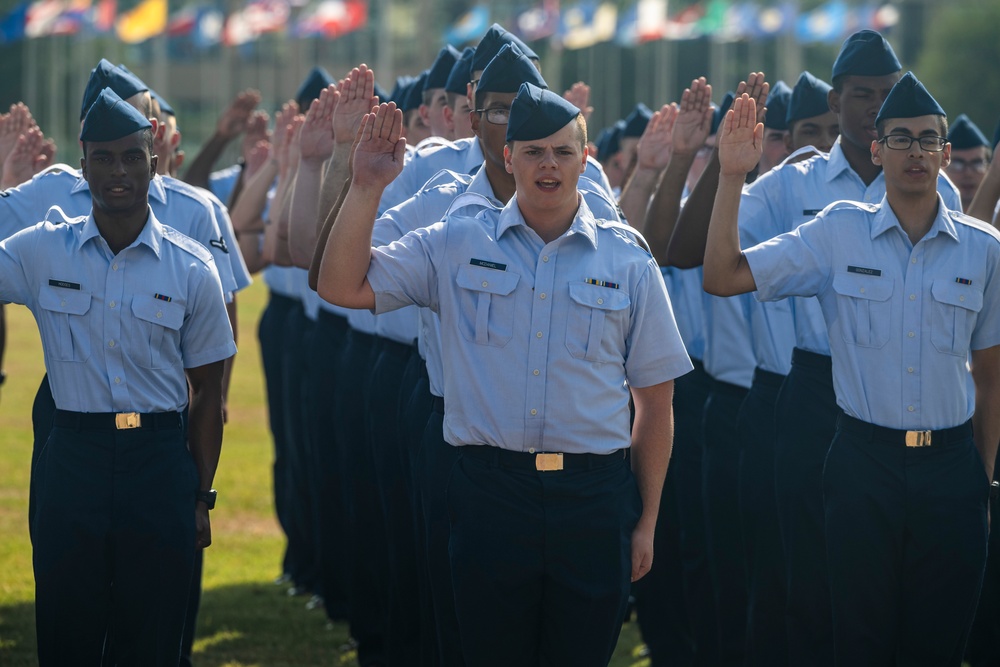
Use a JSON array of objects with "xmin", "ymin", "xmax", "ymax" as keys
[{"xmin": 0, "ymin": 279, "xmax": 648, "ymax": 665}]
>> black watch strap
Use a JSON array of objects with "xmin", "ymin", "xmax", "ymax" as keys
[{"xmin": 196, "ymin": 489, "xmax": 217, "ymax": 510}]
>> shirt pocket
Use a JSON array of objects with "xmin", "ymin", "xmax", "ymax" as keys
[
  {"xmin": 831, "ymin": 272, "xmax": 893, "ymax": 349},
  {"xmin": 130, "ymin": 294, "xmax": 185, "ymax": 369},
  {"xmin": 565, "ymin": 281, "xmax": 631, "ymax": 363},
  {"xmin": 455, "ymin": 264, "xmax": 520, "ymax": 348},
  {"xmin": 929, "ymin": 278, "xmax": 983, "ymax": 357},
  {"xmin": 37, "ymin": 285, "xmax": 93, "ymax": 362}
]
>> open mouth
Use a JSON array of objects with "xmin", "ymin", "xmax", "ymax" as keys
[{"xmin": 536, "ymin": 178, "xmax": 561, "ymax": 192}]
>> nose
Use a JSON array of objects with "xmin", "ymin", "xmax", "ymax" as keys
[
  {"xmin": 540, "ymin": 148, "xmax": 557, "ymax": 167},
  {"xmin": 110, "ymin": 157, "xmax": 127, "ymax": 175}
]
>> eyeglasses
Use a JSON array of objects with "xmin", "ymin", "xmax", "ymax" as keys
[
  {"xmin": 948, "ymin": 157, "xmax": 989, "ymax": 174},
  {"xmin": 475, "ymin": 107, "xmax": 511, "ymax": 125},
  {"xmin": 879, "ymin": 135, "xmax": 947, "ymax": 152}
]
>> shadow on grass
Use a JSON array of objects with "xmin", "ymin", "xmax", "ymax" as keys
[{"xmin": 0, "ymin": 582, "xmax": 357, "ymax": 667}]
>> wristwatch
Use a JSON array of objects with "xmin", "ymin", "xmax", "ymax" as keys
[
  {"xmin": 196, "ymin": 489, "xmax": 218, "ymax": 510},
  {"xmin": 0, "ymin": 370, "xmax": 6, "ymax": 387}
]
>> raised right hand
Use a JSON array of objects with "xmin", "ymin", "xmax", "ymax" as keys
[
  {"xmin": 718, "ymin": 94, "xmax": 763, "ymax": 177},
  {"xmin": 350, "ymin": 103, "xmax": 406, "ymax": 190}
]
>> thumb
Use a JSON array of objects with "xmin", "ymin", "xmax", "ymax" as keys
[{"xmin": 394, "ymin": 138, "xmax": 407, "ymax": 164}]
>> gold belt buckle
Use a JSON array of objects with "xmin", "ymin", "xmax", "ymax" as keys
[
  {"xmin": 535, "ymin": 453, "xmax": 564, "ymax": 471},
  {"xmin": 115, "ymin": 412, "xmax": 142, "ymax": 430},
  {"xmin": 905, "ymin": 430, "xmax": 931, "ymax": 447}
]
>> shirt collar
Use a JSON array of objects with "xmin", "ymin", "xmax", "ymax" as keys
[
  {"xmin": 824, "ymin": 139, "xmax": 854, "ymax": 183},
  {"xmin": 467, "ymin": 165, "xmax": 504, "ymax": 206},
  {"xmin": 496, "ymin": 193, "xmax": 599, "ymax": 248},
  {"xmin": 70, "ymin": 172, "xmax": 167, "ymax": 204},
  {"xmin": 78, "ymin": 206, "xmax": 165, "ymax": 257},
  {"xmin": 870, "ymin": 193, "xmax": 958, "ymax": 243}
]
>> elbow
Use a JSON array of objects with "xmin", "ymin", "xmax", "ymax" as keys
[
  {"xmin": 665, "ymin": 244, "xmax": 703, "ymax": 270},
  {"xmin": 702, "ymin": 270, "xmax": 737, "ymax": 297}
]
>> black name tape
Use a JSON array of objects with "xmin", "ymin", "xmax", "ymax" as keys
[
  {"xmin": 847, "ymin": 265, "xmax": 881, "ymax": 277},
  {"xmin": 470, "ymin": 258, "xmax": 507, "ymax": 271},
  {"xmin": 803, "ymin": 209, "xmax": 823, "ymax": 216},
  {"xmin": 48, "ymin": 279, "xmax": 81, "ymax": 290}
]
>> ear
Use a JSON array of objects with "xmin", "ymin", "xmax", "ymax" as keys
[
  {"xmin": 870, "ymin": 139, "xmax": 881, "ymax": 166},
  {"xmin": 827, "ymin": 88, "xmax": 841, "ymax": 115},
  {"xmin": 170, "ymin": 129, "xmax": 182, "ymax": 150},
  {"xmin": 80, "ymin": 156, "xmax": 87, "ymax": 178},
  {"xmin": 470, "ymin": 108, "xmax": 481, "ymax": 134},
  {"xmin": 580, "ymin": 144, "xmax": 588, "ymax": 174},
  {"xmin": 940, "ymin": 142, "xmax": 951, "ymax": 170},
  {"xmin": 442, "ymin": 105, "xmax": 455, "ymax": 132},
  {"xmin": 150, "ymin": 154, "xmax": 159, "ymax": 176},
  {"xmin": 173, "ymin": 150, "xmax": 185, "ymax": 172},
  {"xmin": 504, "ymin": 144, "xmax": 513, "ymax": 174},
  {"xmin": 418, "ymin": 103, "xmax": 431, "ymax": 125}
]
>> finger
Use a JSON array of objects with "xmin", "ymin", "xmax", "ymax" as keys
[{"xmin": 361, "ymin": 66, "xmax": 375, "ymax": 102}]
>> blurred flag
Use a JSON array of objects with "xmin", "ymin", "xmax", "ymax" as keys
[
  {"xmin": 168, "ymin": 4, "xmax": 200, "ymax": 35},
  {"xmin": 87, "ymin": 0, "xmax": 115, "ymax": 32},
  {"xmin": 516, "ymin": 0, "xmax": 558, "ymax": 42},
  {"xmin": 664, "ymin": 1, "xmax": 702, "ymax": 39},
  {"xmin": 557, "ymin": 1, "xmax": 617, "ymax": 50},
  {"xmin": 755, "ymin": 0, "xmax": 794, "ymax": 36},
  {"xmin": 50, "ymin": 0, "xmax": 91, "ymax": 35},
  {"xmin": 115, "ymin": 0, "xmax": 166, "ymax": 42},
  {"xmin": 25, "ymin": 0, "xmax": 64, "ymax": 37},
  {"xmin": 294, "ymin": 0, "xmax": 367, "ymax": 38},
  {"xmin": 616, "ymin": 0, "xmax": 668, "ymax": 46},
  {"xmin": 696, "ymin": 0, "xmax": 727, "ymax": 35},
  {"xmin": 0, "ymin": 1, "xmax": 28, "ymax": 42},
  {"xmin": 167, "ymin": 4, "xmax": 222, "ymax": 46},
  {"xmin": 443, "ymin": 5, "xmax": 489, "ymax": 44},
  {"xmin": 718, "ymin": 1, "xmax": 759, "ymax": 41},
  {"xmin": 796, "ymin": 0, "xmax": 846, "ymax": 43},
  {"xmin": 224, "ymin": 0, "xmax": 290, "ymax": 45}
]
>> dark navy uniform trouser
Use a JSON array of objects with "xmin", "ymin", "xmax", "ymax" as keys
[
  {"xmin": 825, "ymin": 413, "xmax": 988, "ymax": 667},
  {"xmin": 448, "ymin": 445, "xmax": 640, "ymax": 667},
  {"xmin": 309, "ymin": 309, "xmax": 351, "ymax": 621},
  {"xmin": 702, "ymin": 376, "xmax": 749, "ymax": 667},
  {"xmin": 773, "ymin": 348, "xmax": 837, "ymax": 667},
  {"xmin": 965, "ymin": 444, "xmax": 1000, "ymax": 667},
  {"xmin": 737, "ymin": 367, "xmax": 787, "ymax": 667},
  {"xmin": 33, "ymin": 411, "xmax": 195, "ymax": 666},
  {"xmin": 334, "ymin": 326, "xmax": 387, "ymax": 667}
]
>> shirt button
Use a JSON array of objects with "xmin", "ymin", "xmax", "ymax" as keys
[
  {"xmin": 156, "ymin": 311, "xmax": 163, "ymax": 318},
  {"xmin": 908, "ymin": 367, "xmax": 914, "ymax": 373},
  {"xmin": 540, "ymin": 293, "xmax": 546, "ymax": 299},
  {"xmin": 960, "ymin": 295, "xmax": 966, "ymax": 302},
  {"xmin": 859, "ymin": 287, "xmax": 865, "ymax": 294},
  {"xmin": 481, "ymin": 281, "xmax": 488, "ymax": 288},
  {"xmin": 533, "ymin": 369, "xmax": 540, "ymax": 376},
  {"xmin": 114, "ymin": 377, "xmax": 121, "ymax": 384},
  {"xmin": 908, "ymin": 405, "xmax": 915, "ymax": 412},
  {"xmin": 109, "ymin": 301, "xmax": 116, "ymax": 308},
  {"xmin": 911, "ymin": 257, "xmax": 917, "ymax": 264},
  {"xmin": 112, "ymin": 263, "xmax": 119, "ymax": 271},
  {"xmin": 908, "ymin": 331, "xmax": 915, "ymax": 338},
  {"xmin": 597, "ymin": 298, "xmax": 604, "ymax": 304},
  {"xmin": 536, "ymin": 331, "xmax": 543, "ymax": 338},
  {"xmin": 530, "ymin": 409, "xmax": 537, "ymax": 416},
  {"xmin": 909, "ymin": 294, "xmax": 915, "ymax": 301},
  {"xmin": 60, "ymin": 300, "xmax": 66, "ymax": 307},
  {"xmin": 529, "ymin": 448, "xmax": 536, "ymax": 453},
  {"xmin": 108, "ymin": 340, "xmax": 115, "ymax": 348},
  {"xmin": 542, "ymin": 256, "xmax": 549, "ymax": 262}
]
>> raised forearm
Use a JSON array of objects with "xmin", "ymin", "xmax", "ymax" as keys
[
  {"xmin": 618, "ymin": 167, "xmax": 660, "ymax": 231},
  {"xmin": 642, "ymin": 153, "xmax": 696, "ymax": 266},
  {"xmin": 316, "ymin": 184, "xmax": 381, "ymax": 309},
  {"xmin": 183, "ymin": 133, "xmax": 233, "ymax": 189},
  {"xmin": 703, "ymin": 172, "xmax": 754, "ymax": 296},
  {"xmin": 288, "ymin": 158, "xmax": 325, "ymax": 268},
  {"xmin": 667, "ymin": 148, "xmax": 721, "ymax": 268},
  {"xmin": 309, "ymin": 178, "xmax": 352, "ymax": 291}
]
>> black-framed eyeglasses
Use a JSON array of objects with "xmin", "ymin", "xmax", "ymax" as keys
[
  {"xmin": 475, "ymin": 107, "xmax": 511, "ymax": 125},
  {"xmin": 948, "ymin": 157, "xmax": 989, "ymax": 173},
  {"xmin": 879, "ymin": 135, "xmax": 948, "ymax": 152}
]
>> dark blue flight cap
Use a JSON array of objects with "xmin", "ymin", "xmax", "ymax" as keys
[
  {"xmin": 831, "ymin": 29, "xmax": 901, "ymax": 80},
  {"xmin": 445, "ymin": 47, "xmax": 476, "ymax": 96},
  {"xmin": 150, "ymin": 90, "xmax": 175, "ymax": 117},
  {"xmin": 402, "ymin": 71, "xmax": 429, "ymax": 111},
  {"xmin": 787, "ymin": 71, "xmax": 833, "ymax": 125},
  {"xmin": 80, "ymin": 88, "xmax": 153, "ymax": 142},
  {"xmin": 426, "ymin": 45, "xmax": 462, "ymax": 91},
  {"xmin": 764, "ymin": 80, "xmax": 791, "ymax": 130},
  {"xmin": 477, "ymin": 43, "xmax": 547, "ymax": 97},
  {"xmin": 390, "ymin": 75, "xmax": 415, "ymax": 106},
  {"xmin": 594, "ymin": 120, "xmax": 626, "ymax": 161},
  {"xmin": 295, "ymin": 66, "xmax": 333, "ymax": 109},
  {"xmin": 506, "ymin": 82, "xmax": 580, "ymax": 143},
  {"xmin": 623, "ymin": 103, "xmax": 652, "ymax": 138},
  {"xmin": 374, "ymin": 81, "xmax": 390, "ymax": 103},
  {"xmin": 875, "ymin": 71, "xmax": 945, "ymax": 127},
  {"xmin": 947, "ymin": 114, "xmax": 988, "ymax": 150},
  {"xmin": 80, "ymin": 59, "xmax": 148, "ymax": 120},
  {"xmin": 473, "ymin": 23, "xmax": 539, "ymax": 75},
  {"xmin": 711, "ymin": 91, "xmax": 735, "ymax": 135}
]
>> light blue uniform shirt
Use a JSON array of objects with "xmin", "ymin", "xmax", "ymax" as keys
[
  {"xmin": 745, "ymin": 195, "xmax": 1000, "ymax": 430},
  {"xmin": 208, "ymin": 164, "xmax": 241, "ymax": 204},
  {"xmin": 367, "ymin": 195, "xmax": 691, "ymax": 453},
  {"xmin": 187, "ymin": 181, "xmax": 253, "ymax": 292},
  {"xmin": 661, "ymin": 266, "xmax": 705, "ymax": 362},
  {"xmin": 0, "ymin": 209, "xmax": 236, "ymax": 413},
  {"xmin": 0, "ymin": 166, "xmax": 242, "ymax": 300},
  {"xmin": 740, "ymin": 139, "xmax": 962, "ymax": 356},
  {"xmin": 374, "ymin": 166, "xmax": 629, "ymax": 397},
  {"xmin": 701, "ymin": 292, "xmax": 755, "ymax": 388}
]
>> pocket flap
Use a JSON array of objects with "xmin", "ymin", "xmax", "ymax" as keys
[
  {"xmin": 132, "ymin": 294, "xmax": 185, "ymax": 330},
  {"xmin": 456, "ymin": 263, "xmax": 520, "ymax": 295},
  {"xmin": 38, "ymin": 284, "xmax": 92, "ymax": 315},
  {"xmin": 932, "ymin": 278, "xmax": 983, "ymax": 312},
  {"xmin": 832, "ymin": 272, "xmax": 892, "ymax": 302},
  {"xmin": 568, "ymin": 281, "xmax": 631, "ymax": 311}
]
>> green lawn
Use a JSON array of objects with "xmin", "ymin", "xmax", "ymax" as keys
[{"xmin": 0, "ymin": 280, "xmax": 647, "ymax": 665}]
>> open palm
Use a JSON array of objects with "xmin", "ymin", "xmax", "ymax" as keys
[{"xmin": 718, "ymin": 94, "xmax": 763, "ymax": 176}]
